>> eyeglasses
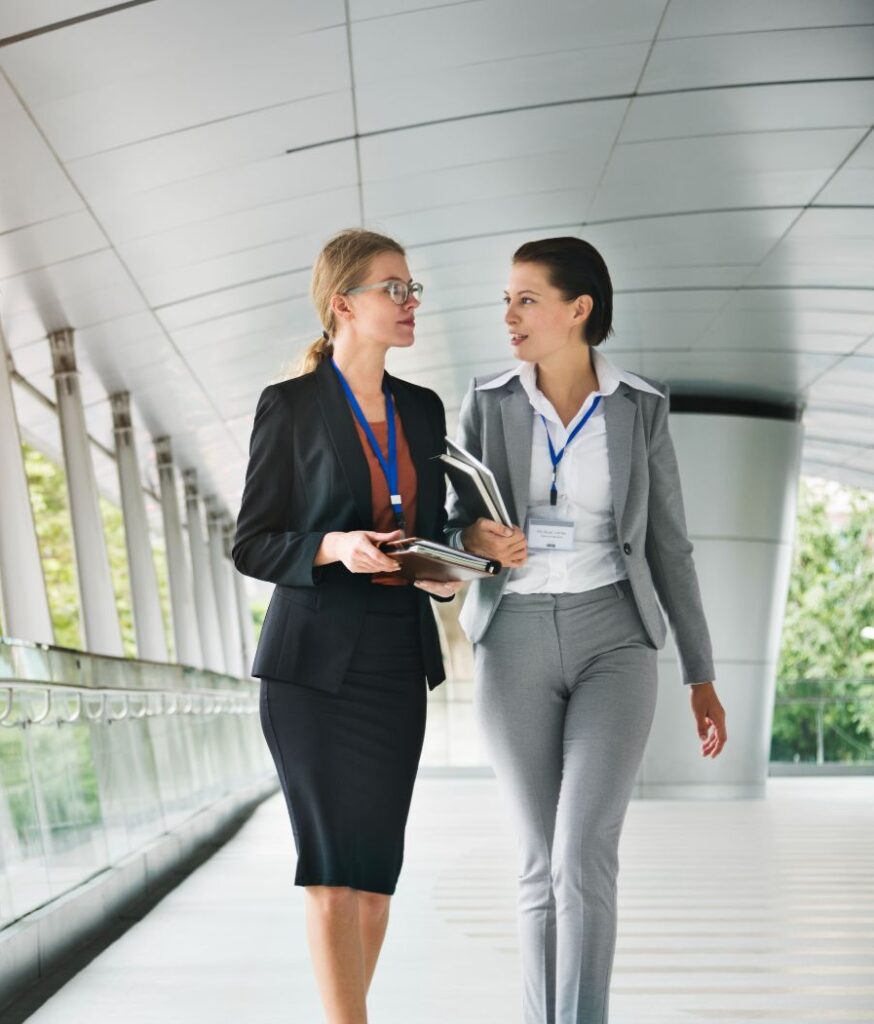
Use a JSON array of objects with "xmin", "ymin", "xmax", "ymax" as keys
[{"xmin": 344, "ymin": 279, "xmax": 424, "ymax": 305}]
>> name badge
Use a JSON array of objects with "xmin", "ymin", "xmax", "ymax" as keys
[{"xmin": 527, "ymin": 517, "xmax": 576, "ymax": 551}]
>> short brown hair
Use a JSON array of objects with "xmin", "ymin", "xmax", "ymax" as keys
[{"xmin": 512, "ymin": 236, "xmax": 614, "ymax": 346}]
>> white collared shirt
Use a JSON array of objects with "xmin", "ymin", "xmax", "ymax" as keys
[{"xmin": 475, "ymin": 347, "xmax": 665, "ymax": 595}]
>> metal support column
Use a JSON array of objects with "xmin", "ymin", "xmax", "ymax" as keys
[
  {"xmin": 154, "ymin": 437, "xmax": 201, "ymax": 668},
  {"xmin": 110, "ymin": 392, "xmax": 168, "ymax": 662},
  {"xmin": 0, "ymin": 321, "xmax": 54, "ymax": 644},
  {"xmin": 225, "ymin": 519, "xmax": 255, "ymax": 679},
  {"xmin": 182, "ymin": 469, "xmax": 225, "ymax": 674},
  {"xmin": 48, "ymin": 329, "xmax": 123, "ymax": 657},
  {"xmin": 206, "ymin": 497, "xmax": 243, "ymax": 677}
]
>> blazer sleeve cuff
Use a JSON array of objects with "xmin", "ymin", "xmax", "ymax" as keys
[
  {"xmin": 681, "ymin": 658, "xmax": 716, "ymax": 686},
  {"xmin": 445, "ymin": 527, "xmax": 465, "ymax": 550}
]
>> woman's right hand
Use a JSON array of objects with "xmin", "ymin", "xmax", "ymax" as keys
[
  {"xmin": 460, "ymin": 518, "xmax": 527, "ymax": 568},
  {"xmin": 317, "ymin": 529, "xmax": 405, "ymax": 573}
]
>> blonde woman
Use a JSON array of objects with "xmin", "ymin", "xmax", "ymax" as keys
[{"xmin": 233, "ymin": 229, "xmax": 462, "ymax": 1023}]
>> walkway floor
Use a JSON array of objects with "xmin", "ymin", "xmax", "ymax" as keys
[{"xmin": 18, "ymin": 775, "xmax": 874, "ymax": 1023}]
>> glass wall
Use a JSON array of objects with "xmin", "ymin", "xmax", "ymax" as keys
[{"xmin": 0, "ymin": 638, "xmax": 272, "ymax": 929}]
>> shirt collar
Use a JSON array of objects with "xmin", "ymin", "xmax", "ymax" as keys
[{"xmin": 475, "ymin": 347, "xmax": 666, "ymax": 399}]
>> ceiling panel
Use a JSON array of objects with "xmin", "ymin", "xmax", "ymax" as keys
[
  {"xmin": 802, "ymin": 406, "xmax": 874, "ymax": 446},
  {"xmin": 587, "ymin": 209, "xmax": 801, "ymax": 268},
  {"xmin": 0, "ymin": 73, "xmax": 83, "ymax": 233},
  {"xmin": 620, "ymin": 81, "xmax": 874, "ymax": 144},
  {"xmin": 171, "ymin": 297, "xmax": 310, "ymax": 354},
  {"xmin": 815, "ymin": 130, "xmax": 874, "ymax": 206},
  {"xmin": 800, "ymin": 439, "xmax": 868, "ymax": 467},
  {"xmin": 134, "ymin": 213, "xmax": 360, "ymax": 307},
  {"xmin": 698, "ymin": 305, "xmax": 872, "ymax": 355},
  {"xmin": 0, "ymin": 211, "xmax": 107, "ymax": 278},
  {"xmin": 0, "ymin": 0, "xmax": 349, "ymax": 159},
  {"xmin": 154, "ymin": 270, "xmax": 309, "ymax": 331},
  {"xmin": 87, "ymin": 142, "xmax": 360, "ymax": 246},
  {"xmin": 638, "ymin": 349, "xmax": 839, "ymax": 401},
  {"xmin": 354, "ymin": 43, "xmax": 645, "ymax": 132},
  {"xmin": 0, "ymin": 3, "xmax": 112, "ymax": 39},
  {"xmin": 360, "ymin": 100, "xmax": 627, "ymax": 180},
  {"xmin": 807, "ymin": 354, "xmax": 874, "ymax": 401},
  {"xmin": 641, "ymin": 25, "xmax": 874, "ymax": 92},
  {"xmin": 365, "ymin": 149, "xmax": 604, "ymax": 223},
  {"xmin": 747, "ymin": 207, "xmax": 874, "ymax": 288},
  {"xmin": 590, "ymin": 128, "xmax": 864, "ymax": 221},
  {"xmin": 658, "ymin": 0, "xmax": 874, "ymax": 37},
  {"xmin": 351, "ymin": 0, "xmax": 662, "ymax": 130},
  {"xmin": 375, "ymin": 189, "xmax": 595, "ymax": 248},
  {"xmin": 0, "ymin": 0, "xmax": 872, "ymax": 529},
  {"xmin": 116, "ymin": 183, "xmax": 361, "ymax": 280},
  {"xmin": 65, "ymin": 91, "xmax": 355, "ymax": 205},
  {"xmin": 0, "ymin": 250, "xmax": 146, "ymax": 346},
  {"xmin": 802, "ymin": 461, "xmax": 874, "ymax": 491}
]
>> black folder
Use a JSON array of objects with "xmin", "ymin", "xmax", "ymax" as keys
[
  {"xmin": 437, "ymin": 438, "xmax": 513, "ymax": 528},
  {"xmin": 376, "ymin": 537, "xmax": 501, "ymax": 582}
]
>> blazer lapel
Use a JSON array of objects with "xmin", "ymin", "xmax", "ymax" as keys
[
  {"xmin": 314, "ymin": 358, "xmax": 372, "ymax": 529},
  {"xmin": 387, "ymin": 372, "xmax": 434, "ymax": 538},
  {"xmin": 497, "ymin": 375, "xmax": 637, "ymax": 536},
  {"xmin": 603, "ymin": 383, "xmax": 636, "ymax": 534},
  {"xmin": 499, "ymin": 379, "xmax": 533, "ymax": 527}
]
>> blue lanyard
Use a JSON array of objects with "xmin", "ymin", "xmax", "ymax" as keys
[
  {"xmin": 540, "ymin": 395, "xmax": 602, "ymax": 506},
  {"xmin": 330, "ymin": 358, "xmax": 405, "ymax": 532}
]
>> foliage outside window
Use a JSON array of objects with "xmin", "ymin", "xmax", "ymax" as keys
[{"xmin": 773, "ymin": 477, "xmax": 874, "ymax": 763}]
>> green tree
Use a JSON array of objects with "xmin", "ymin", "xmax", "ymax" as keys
[
  {"xmin": 23, "ymin": 442, "xmax": 80, "ymax": 649},
  {"xmin": 20, "ymin": 442, "xmax": 174, "ymax": 659},
  {"xmin": 773, "ymin": 477, "xmax": 874, "ymax": 762}
]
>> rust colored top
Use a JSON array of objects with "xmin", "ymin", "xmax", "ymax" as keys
[{"xmin": 351, "ymin": 411, "xmax": 418, "ymax": 587}]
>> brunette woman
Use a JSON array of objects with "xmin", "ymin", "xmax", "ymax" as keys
[{"xmin": 445, "ymin": 236, "xmax": 727, "ymax": 1024}]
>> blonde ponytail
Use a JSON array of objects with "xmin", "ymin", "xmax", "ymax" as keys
[{"xmin": 297, "ymin": 330, "xmax": 334, "ymax": 376}]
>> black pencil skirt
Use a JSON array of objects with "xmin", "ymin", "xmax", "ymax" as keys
[{"xmin": 259, "ymin": 582, "xmax": 427, "ymax": 895}]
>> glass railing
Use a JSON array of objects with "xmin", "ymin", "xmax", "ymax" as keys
[
  {"xmin": 421, "ymin": 676, "xmax": 874, "ymax": 772},
  {"xmin": 0, "ymin": 637, "xmax": 273, "ymax": 929},
  {"xmin": 770, "ymin": 678, "xmax": 874, "ymax": 767}
]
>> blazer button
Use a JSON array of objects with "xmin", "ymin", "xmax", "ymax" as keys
[{"xmin": 623, "ymin": 542, "xmax": 632, "ymax": 555}]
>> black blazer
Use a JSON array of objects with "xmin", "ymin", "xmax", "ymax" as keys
[{"xmin": 232, "ymin": 357, "xmax": 453, "ymax": 693}]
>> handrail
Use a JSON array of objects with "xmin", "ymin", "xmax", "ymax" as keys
[
  {"xmin": 776, "ymin": 677, "xmax": 874, "ymax": 687},
  {"xmin": 0, "ymin": 680, "xmax": 258, "ymax": 728},
  {"xmin": 774, "ymin": 695, "xmax": 873, "ymax": 705},
  {"xmin": 773, "ymin": 686, "xmax": 874, "ymax": 766}
]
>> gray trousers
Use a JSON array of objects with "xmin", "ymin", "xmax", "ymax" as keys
[{"xmin": 473, "ymin": 578, "xmax": 658, "ymax": 1024}]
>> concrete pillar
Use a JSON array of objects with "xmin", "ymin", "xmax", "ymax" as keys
[
  {"xmin": 224, "ymin": 519, "xmax": 255, "ymax": 679},
  {"xmin": 206, "ymin": 498, "xmax": 243, "ymax": 677},
  {"xmin": 154, "ymin": 437, "xmax": 201, "ymax": 668},
  {"xmin": 0, "ymin": 321, "xmax": 54, "ymax": 644},
  {"xmin": 110, "ymin": 392, "xmax": 168, "ymax": 662},
  {"xmin": 637, "ymin": 403, "xmax": 803, "ymax": 799},
  {"xmin": 182, "ymin": 469, "xmax": 225, "ymax": 674},
  {"xmin": 48, "ymin": 329, "xmax": 123, "ymax": 657}
]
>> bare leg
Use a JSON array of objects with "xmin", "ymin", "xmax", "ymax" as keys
[
  {"xmin": 356, "ymin": 891, "xmax": 391, "ymax": 992},
  {"xmin": 305, "ymin": 886, "xmax": 368, "ymax": 1024}
]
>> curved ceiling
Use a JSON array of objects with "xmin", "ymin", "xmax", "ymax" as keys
[{"xmin": 1, "ymin": 0, "xmax": 873, "ymax": 539}]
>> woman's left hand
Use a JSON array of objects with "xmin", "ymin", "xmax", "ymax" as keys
[
  {"xmin": 689, "ymin": 682, "xmax": 727, "ymax": 758},
  {"xmin": 413, "ymin": 579, "xmax": 465, "ymax": 598}
]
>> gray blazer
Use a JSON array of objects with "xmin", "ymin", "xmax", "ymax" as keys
[{"xmin": 444, "ymin": 365, "xmax": 716, "ymax": 686}]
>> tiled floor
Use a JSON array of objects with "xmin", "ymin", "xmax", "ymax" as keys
[{"xmin": 19, "ymin": 776, "xmax": 874, "ymax": 1023}]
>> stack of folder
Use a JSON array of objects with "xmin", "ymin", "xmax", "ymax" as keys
[
  {"xmin": 375, "ymin": 440, "xmax": 513, "ymax": 583},
  {"xmin": 438, "ymin": 438, "xmax": 513, "ymax": 528}
]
